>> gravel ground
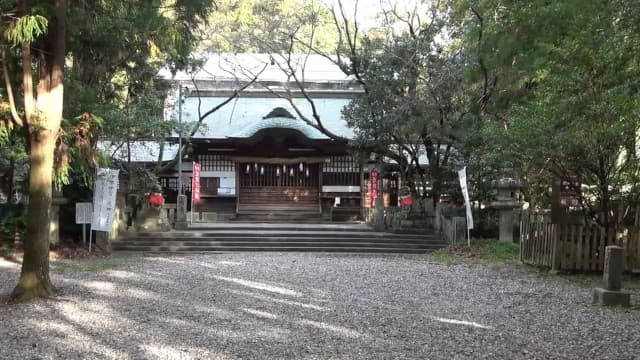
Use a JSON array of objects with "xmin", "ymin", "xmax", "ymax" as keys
[{"xmin": 1, "ymin": 253, "xmax": 639, "ymax": 360}]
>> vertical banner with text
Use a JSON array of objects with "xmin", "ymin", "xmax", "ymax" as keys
[
  {"xmin": 458, "ymin": 166, "xmax": 474, "ymax": 231},
  {"xmin": 370, "ymin": 169, "xmax": 379, "ymax": 208},
  {"xmin": 91, "ymin": 168, "xmax": 120, "ymax": 232},
  {"xmin": 192, "ymin": 162, "xmax": 201, "ymax": 203}
]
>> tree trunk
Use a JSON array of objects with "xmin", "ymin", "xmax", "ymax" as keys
[
  {"xmin": 10, "ymin": 0, "xmax": 67, "ymax": 303},
  {"xmin": 11, "ymin": 131, "xmax": 58, "ymax": 301}
]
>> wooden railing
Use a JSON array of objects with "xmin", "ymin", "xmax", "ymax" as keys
[{"xmin": 520, "ymin": 213, "xmax": 640, "ymax": 271}]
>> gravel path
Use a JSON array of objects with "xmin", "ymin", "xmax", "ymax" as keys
[{"xmin": 1, "ymin": 253, "xmax": 639, "ymax": 360}]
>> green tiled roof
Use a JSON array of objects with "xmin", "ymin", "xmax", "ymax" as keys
[
  {"xmin": 229, "ymin": 117, "xmax": 327, "ymax": 139},
  {"xmin": 179, "ymin": 96, "xmax": 355, "ymax": 140}
]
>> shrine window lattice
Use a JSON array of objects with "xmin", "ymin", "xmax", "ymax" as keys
[
  {"xmin": 199, "ymin": 154, "xmax": 235, "ymax": 172},
  {"xmin": 160, "ymin": 177, "xmax": 192, "ymax": 193},
  {"xmin": 322, "ymin": 156, "xmax": 360, "ymax": 186}
]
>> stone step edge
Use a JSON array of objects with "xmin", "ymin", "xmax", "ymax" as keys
[{"xmin": 112, "ymin": 247, "xmax": 440, "ymax": 253}]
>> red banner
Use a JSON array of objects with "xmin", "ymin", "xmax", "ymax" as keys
[
  {"xmin": 192, "ymin": 162, "xmax": 201, "ymax": 203},
  {"xmin": 370, "ymin": 169, "xmax": 379, "ymax": 208}
]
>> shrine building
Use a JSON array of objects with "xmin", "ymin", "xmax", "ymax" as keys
[{"xmin": 102, "ymin": 54, "xmax": 400, "ymax": 221}]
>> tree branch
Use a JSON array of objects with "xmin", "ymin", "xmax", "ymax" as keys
[{"xmin": 1, "ymin": 45, "xmax": 23, "ymax": 127}]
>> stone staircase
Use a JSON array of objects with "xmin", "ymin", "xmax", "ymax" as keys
[
  {"xmin": 114, "ymin": 223, "xmax": 446, "ymax": 254},
  {"xmin": 231, "ymin": 211, "xmax": 329, "ymax": 223}
]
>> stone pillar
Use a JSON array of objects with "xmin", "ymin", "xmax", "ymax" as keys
[
  {"xmin": 498, "ymin": 209, "xmax": 515, "ymax": 243},
  {"xmin": 490, "ymin": 173, "xmax": 522, "ymax": 243},
  {"xmin": 434, "ymin": 202, "xmax": 443, "ymax": 232},
  {"xmin": 175, "ymin": 194, "xmax": 188, "ymax": 230},
  {"xmin": 49, "ymin": 190, "xmax": 68, "ymax": 246},
  {"xmin": 593, "ymin": 246, "xmax": 630, "ymax": 306}
]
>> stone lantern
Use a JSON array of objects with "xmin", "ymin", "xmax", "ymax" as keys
[{"xmin": 491, "ymin": 173, "xmax": 523, "ymax": 243}]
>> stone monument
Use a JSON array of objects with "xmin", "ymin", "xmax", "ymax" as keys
[
  {"xmin": 174, "ymin": 194, "xmax": 188, "ymax": 230},
  {"xmin": 491, "ymin": 172, "xmax": 523, "ymax": 243},
  {"xmin": 593, "ymin": 246, "xmax": 630, "ymax": 306},
  {"xmin": 134, "ymin": 185, "xmax": 171, "ymax": 232},
  {"xmin": 49, "ymin": 189, "xmax": 69, "ymax": 246}
]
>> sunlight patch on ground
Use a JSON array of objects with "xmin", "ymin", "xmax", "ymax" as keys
[
  {"xmin": 29, "ymin": 318, "xmax": 133, "ymax": 359},
  {"xmin": 164, "ymin": 318, "xmax": 193, "ymax": 327},
  {"xmin": 0, "ymin": 259, "xmax": 19, "ymax": 269},
  {"xmin": 192, "ymin": 304, "xmax": 236, "ymax": 319},
  {"xmin": 242, "ymin": 308, "xmax": 279, "ymax": 319},
  {"xmin": 125, "ymin": 288, "xmax": 158, "ymax": 300},
  {"xmin": 218, "ymin": 261, "xmax": 244, "ymax": 266},
  {"xmin": 142, "ymin": 343, "xmax": 184, "ymax": 359},
  {"xmin": 298, "ymin": 319, "xmax": 363, "ymax": 338},
  {"xmin": 231, "ymin": 290, "xmax": 328, "ymax": 311},
  {"xmin": 212, "ymin": 275, "xmax": 302, "ymax": 297},
  {"xmin": 197, "ymin": 261, "xmax": 245, "ymax": 270},
  {"xmin": 105, "ymin": 270, "xmax": 138, "ymax": 279},
  {"xmin": 431, "ymin": 316, "xmax": 493, "ymax": 330},
  {"xmin": 83, "ymin": 281, "xmax": 115, "ymax": 292},
  {"xmin": 145, "ymin": 257, "xmax": 186, "ymax": 264}
]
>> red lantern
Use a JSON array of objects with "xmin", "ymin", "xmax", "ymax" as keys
[{"xmin": 149, "ymin": 193, "xmax": 165, "ymax": 206}]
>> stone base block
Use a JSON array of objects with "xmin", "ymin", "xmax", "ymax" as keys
[
  {"xmin": 174, "ymin": 220, "xmax": 188, "ymax": 230},
  {"xmin": 593, "ymin": 288, "xmax": 630, "ymax": 306},
  {"xmin": 202, "ymin": 212, "xmax": 218, "ymax": 222},
  {"xmin": 135, "ymin": 207, "xmax": 172, "ymax": 232}
]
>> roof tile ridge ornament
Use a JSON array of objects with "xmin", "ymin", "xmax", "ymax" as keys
[{"xmin": 263, "ymin": 107, "xmax": 296, "ymax": 120}]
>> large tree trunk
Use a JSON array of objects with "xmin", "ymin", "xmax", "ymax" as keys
[
  {"xmin": 11, "ymin": 131, "xmax": 58, "ymax": 301},
  {"xmin": 10, "ymin": 0, "xmax": 67, "ymax": 303}
]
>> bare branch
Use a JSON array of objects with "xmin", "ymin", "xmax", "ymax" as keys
[
  {"xmin": 1, "ymin": 45, "xmax": 23, "ymax": 127},
  {"xmin": 155, "ymin": 62, "xmax": 267, "ymax": 174}
]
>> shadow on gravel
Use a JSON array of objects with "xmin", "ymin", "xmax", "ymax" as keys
[
  {"xmin": 2, "ymin": 255, "xmax": 389, "ymax": 358},
  {"xmin": 3, "ymin": 254, "xmax": 639, "ymax": 359}
]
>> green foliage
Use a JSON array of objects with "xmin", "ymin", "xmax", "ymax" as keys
[
  {"xmin": 342, "ymin": 7, "xmax": 466, "ymax": 200},
  {"xmin": 54, "ymin": 113, "xmax": 108, "ymax": 190},
  {"xmin": 4, "ymin": 14, "xmax": 48, "ymax": 45},
  {"xmin": 427, "ymin": 239, "xmax": 519, "ymax": 265},
  {"xmin": 202, "ymin": 0, "xmax": 339, "ymax": 53},
  {"xmin": 452, "ymin": 0, "xmax": 640, "ymax": 224},
  {"xmin": 0, "ymin": 213, "xmax": 25, "ymax": 245}
]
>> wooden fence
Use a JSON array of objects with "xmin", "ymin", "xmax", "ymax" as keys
[
  {"xmin": 520, "ymin": 213, "xmax": 640, "ymax": 272},
  {"xmin": 441, "ymin": 216, "xmax": 467, "ymax": 245}
]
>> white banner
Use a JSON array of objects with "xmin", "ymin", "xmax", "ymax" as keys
[
  {"xmin": 91, "ymin": 168, "xmax": 120, "ymax": 232},
  {"xmin": 458, "ymin": 167, "xmax": 474, "ymax": 230}
]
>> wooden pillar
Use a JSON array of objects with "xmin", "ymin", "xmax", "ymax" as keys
[
  {"xmin": 318, "ymin": 161, "xmax": 323, "ymax": 214},
  {"xmin": 360, "ymin": 157, "xmax": 365, "ymax": 220},
  {"xmin": 235, "ymin": 162, "xmax": 240, "ymax": 215},
  {"xmin": 374, "ymin": 160, "xmax": 384, "ymax": 231}
]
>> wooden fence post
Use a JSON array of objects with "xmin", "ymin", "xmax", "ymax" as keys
[{"xmin": 551, "ymin": 223, "xmax": 563, "ymax": 273}]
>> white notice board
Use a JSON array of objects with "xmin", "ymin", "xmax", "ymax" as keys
[{"xmin": 76, "ymin": 202, "xmax": 93, "ymax": 224}]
